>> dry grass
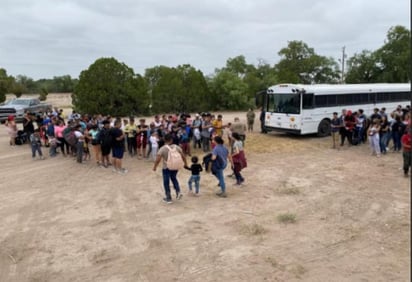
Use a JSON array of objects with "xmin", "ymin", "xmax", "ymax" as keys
[
  {"xmin": 277, "ymin": 213, "xmax": 297, "ymax": 224},
  {"xmin": 278, "ymin": 186, "xmax": 300, "ymax": 195},
  {"xmin": 239, "ymin": 223, "xmax": 266, "ymax": 236}
]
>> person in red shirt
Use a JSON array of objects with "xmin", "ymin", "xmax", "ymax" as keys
[
  {"xmin": 343, "ymin": 110, "xmax": 356, "ymax": 146},
  {"xmin": 401, "ymin": 127, "xmax": 411, "ymax": 177}
]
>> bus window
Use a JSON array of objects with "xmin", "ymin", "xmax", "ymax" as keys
[
  {"xmin": 369, "ymin": 93, "xmax": 376, "ymax": 104},
  {"xmin": 327, "ymin": 95, "xmax": 337, "ymax": 106},
  {"xmin": 269, "ymin": 94, "xmax": 300, "ymax": 114},
  {"xmin": 345, "ymin": 94, "xmax": 353, "ymax": 105},
  {"xmin": 359, "ymin": 93, "xmax": 368, "ymax": 103},
  {"xmin": 302, "ymin": 94, "xmax": 314, "ymax": 109},
  {"xmin": 315, "ymin": 95, "xmax": 327, "ymax": 107},
  {"xmin": 337, "ymin": 95, "xmax": 345, "ymax": 105}
]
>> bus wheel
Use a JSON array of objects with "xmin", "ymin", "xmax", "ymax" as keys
[{"xmin": 317, "ymin": 119, "xmax": 331, "ymax": 137}]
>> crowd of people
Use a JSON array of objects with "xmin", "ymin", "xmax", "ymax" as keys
[
  {"xmin": 4, "ymin": 109, "xmax": 249, "ymax": 202},
  {"xmin": 330, "ymin": 105, "xmax": 411, "ymax": 176},
  {"xmin": 3, "ymin": 104, "xmax": 410, "ymax": 202}
]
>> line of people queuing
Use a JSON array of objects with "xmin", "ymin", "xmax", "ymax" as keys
[{"xmin": 330, "ymin": 105, "xmax": 411, "ymax": 176}]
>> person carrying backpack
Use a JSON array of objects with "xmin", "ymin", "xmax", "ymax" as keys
[
  {"xmin": 211, "ymin": 136, "xmax": 231, "ymax": 198},
  {"xmin": 153, "ymin": 133, "xmax": 188, "ymax": 204}
]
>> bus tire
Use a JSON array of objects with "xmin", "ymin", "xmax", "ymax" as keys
[{"xmin": 317, "ymin": 119, "xmax": 331, "ymax": 137}]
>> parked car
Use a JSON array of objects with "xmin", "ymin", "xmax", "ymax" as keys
[{"xmin": 0, "ymin": 98, "xmax": 53, "ymax": 123}]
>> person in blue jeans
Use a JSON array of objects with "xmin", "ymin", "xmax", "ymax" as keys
[
  {"xmin": 211, "ymin": 136, "xmax": 231, "ymax": 198},
  {"xmin": 153, "ymin": 134, "xmax": 188, "ymax": 204},
  {"xmin": 184, "ymin": 156, "xmax": 203, "ymax": 196}
]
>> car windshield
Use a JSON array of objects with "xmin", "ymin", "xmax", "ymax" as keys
[
  {"xmin": 267, "ymin": 94, "xmax": 300, "ymax": 114},
  {"xmin": 9, "ymin": 100, "xmax": 31, "ymax": 106}
]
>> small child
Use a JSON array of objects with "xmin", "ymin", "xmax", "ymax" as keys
[
  {"xmin": 149, "ymin": 131, "xmax": 159, "ymax": 161},
  {"xmin": 48, "ymin": 136, "xmax": 60, "ymax": 157},
  {"xmin": 184, "ymin": 156, "xmax": 203, "ymax": 196},
  {"xmin": 30, "ymin": 129, "xmax": 44, "ymax": 160}
]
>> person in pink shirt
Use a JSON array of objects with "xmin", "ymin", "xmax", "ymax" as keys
[{"xmin": 54, "ymin": 120, "xmax": 68, "ymax": 156}]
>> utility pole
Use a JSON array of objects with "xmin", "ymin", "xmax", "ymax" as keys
[{"xmin": 341, "ymin": 46, "xmax": 346, "ymax": 84}]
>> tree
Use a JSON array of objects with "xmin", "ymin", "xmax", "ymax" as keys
[
  {"xmin": 15, "ymin": 75, "xmax": 36, "ymax": 93},
  {"xmin": 39, "ymin": 88, "xmax": 48, "ymax": 101},
  {"xmin": 0, "ymin": 68, "xmax": 13, "ymax": 103},
  {"xmin": 73, "ymin": 57, "xmax": 148, "ymax": 116},
  {"xmin": 275, "ymin": 40, "xmax": 340, "ymax": 84},
  {"xmin": 345, "ymin": 50, "xmax": 380, "ymax": 83},
  {"xmin": 144, "ymin": 65, "xmax": 210, "ymax": 114},
  {"xmin": 208, "ymin": 70, "xmax": 249, "ymax": 110},
  {"xmin": 374, "ymin": 25, "xmax": 411, "ymax": 82}
]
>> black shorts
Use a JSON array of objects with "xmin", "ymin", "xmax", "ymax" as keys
[
  {"xmin": 112, "ymin": 147, "xmax": 124, "ymax": 159},
  {"xmin": 101, "ymin": 146, "xmax": 111, "ymax": 156}
]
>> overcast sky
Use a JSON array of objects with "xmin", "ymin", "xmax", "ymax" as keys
[{"xmin": 0, "ymin": 0, "xmax": 409, "ymax": 79}]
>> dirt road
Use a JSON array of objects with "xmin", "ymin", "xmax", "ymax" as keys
[{"xmin": 0, "ymin": 96, "xmax": 410, "ymax": 281}]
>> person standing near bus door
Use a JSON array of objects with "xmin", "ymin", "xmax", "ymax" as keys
[
  {"xmin": 330, "ymin": 112, "xmax": 341, "ymax": 149},
  {"xmin": 259, "ymin": 108, "xmax": 267, "ymax": 134}
]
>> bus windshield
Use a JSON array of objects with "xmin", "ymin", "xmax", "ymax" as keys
[{"xmin": 267, "ymin": 94, "xmax": 300, "ymax": 114}]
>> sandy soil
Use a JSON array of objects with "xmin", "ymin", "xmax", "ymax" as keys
[{"xmin": 0, "ymin": 94, "xmax": 410, "ymax": 282}]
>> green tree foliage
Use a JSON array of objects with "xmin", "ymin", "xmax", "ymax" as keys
[
  {"xmin": 0, "ymin": 68, "xmax": 14, "ymax": 103},
  {"xmin": 208, "ymin": 56, "xmax": 278, "ymax": 110},
  {"xmin": 208, "ymin": 70, "xmax": 249, "ymax": 110},
  {"xmin": 345, "ymin": 50, "xmax": 380, "ymax": 83},
  {"xmin": 39, "ymin": 87, "xmax": 48, "ymax": 101},
  {"xmin": 145, "ymin": 65, "xmax": 209, "ymax": 114},
  {"xmin": 345, "ymin": 25, "xmax": 410, "ymax": 83},
  {"xmin": 73, "ymin": 57, "xmax": 148, "ymax": 116},
  {"xmin": 375, "ymin": 25, "xmax": 411, "ymax": 82},
  {"xmin": 275, "ymin": 41, "xmax": 340, "ymax": 84}
]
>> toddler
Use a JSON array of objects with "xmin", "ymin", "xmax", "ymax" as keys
[
  {"xmin": 30, "ymin": 129, "xmax": 44, "ymax": 160},
  {"xmin": 184, "ymin": 156, "xmax": 203, "ymax": 196}
]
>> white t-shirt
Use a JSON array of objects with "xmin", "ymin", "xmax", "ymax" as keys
[
  {"xmin": 150, "ymin": 135, "xmax": 158, "ymax": 148},
  {"xmin": 74, "ymin": 130, "xmax": 84, "ymax": 141}
]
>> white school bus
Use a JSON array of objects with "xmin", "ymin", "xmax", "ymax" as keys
[{"xmin": 256, "ymin": 83, "xmax": 411, "ymax": 136}]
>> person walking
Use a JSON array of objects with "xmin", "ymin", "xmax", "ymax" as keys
[
  {"xmin": 184, "ymin": 156, "xmax": 203, "ymax": 196},
  {"xmin": 153, "ymin": 133, "xmax": 188, "ymax": 204},
  {"xmin": 211, "ymin": 136, "xmax": 231, "ymax": 198},
  {"xmin": 231, "ymin": 132, "xmax": 247, "ymax": 185}
]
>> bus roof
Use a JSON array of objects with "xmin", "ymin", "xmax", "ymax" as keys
[{"xmin": 267, "ymin": 83, "xmax": 411, "ymax": 95}]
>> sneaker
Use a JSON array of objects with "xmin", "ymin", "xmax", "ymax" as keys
[
  {"xmin": 118, "ymin": 168, "xmax": 128, "ymax": 174},
  {"xmin": 112, "ymin": 168, "xmax": 118, "ymax": 173},
  {"xmin": 176, "ymin": 192, "xmax": 183, "ymax": 200},
  {"xmin": 163, "ymin": 198, "xmax": 173, "ymax": 204},
  {"xmin": 216, "ymin": 192, "xmax": 227, "ymax": 198}
]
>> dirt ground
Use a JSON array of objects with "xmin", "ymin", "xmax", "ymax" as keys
[{"xmin": 0, "ymin": 94, "xmax": 410, "ymax": 282}]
